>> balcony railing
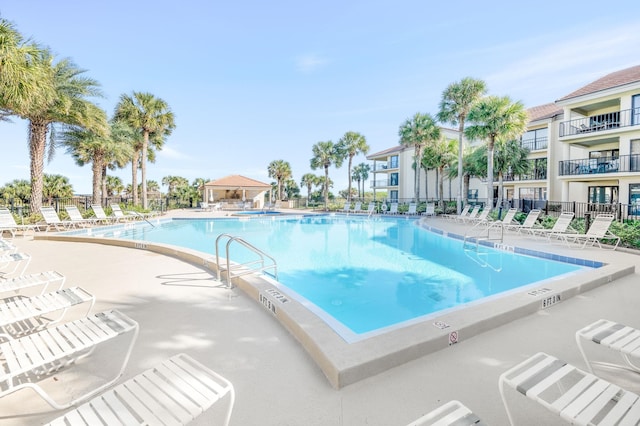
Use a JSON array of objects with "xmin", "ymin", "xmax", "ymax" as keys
[
  {"xmin": 502, "ymin": 169, "xmax": 547, "ymax": 181},
  {"xmin": 558, "ymin": 154, "xmax": 640, "ymax": 176},
  {"xmin": 521, "ymin": 136, "xmax": 548, "ymax": 151},
  {"xmin": 370, "ymin": 179, "xmax": 398, "ymax": 188},
  {"xmin": 559, "ymin": 108, "xmax": 640, "ymax": 137}
]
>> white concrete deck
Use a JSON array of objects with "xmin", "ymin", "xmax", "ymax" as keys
[{"xmin": 2, "ymin": 209, "xmax": 640, "ymax": 425}]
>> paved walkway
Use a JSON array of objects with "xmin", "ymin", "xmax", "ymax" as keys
[{"xmin": 1, "ymin": 210, "xmax": 639, "ymax": 425}]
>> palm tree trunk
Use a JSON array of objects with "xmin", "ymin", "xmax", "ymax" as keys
[
  {"xmin": 28, "ymin": 119, "xmax": 48, "ymax": 212},
  {"xmin": 497, "ymin": 172, "xmax": 504, "ymax": 210},
  {"xmin": 101, "ymin": 165, "xmax": 108, "ymax": 205},
  {"xmin": 487, "ymin": 138, "xmax": 495, "ymax": 209},
  {"xmin": 438, "ymin": 167, "xmax": 445, "ymax": 210},
  {"xmin": 414, "ymin": 148, "xmax": 421, "ymax": 203},
  {"xmin": 92, "ymin": 156, "xmax": 102, "ymax": 204},
  {"xmin": 141, "ymin": 131, "xmax": 149, "ymax": 209},
  {"xmin": 463, "ymin": 174, "xmax": 470, "ymax": 206},
  {"xmin": 347, "ymin": 156, "xmax": 353, "ymax": 202},
  {"xmin": 457, "ymin": 122, "xmax": 464, "ymax": 214},
  {"xmin": 324, "ymin": 166, "xmax": 329, "ymax": 210},
  {"xmin": 131, "ymin": 151, "xmax": 139, "ymax": 206}
]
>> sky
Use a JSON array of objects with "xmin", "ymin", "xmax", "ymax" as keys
[{"xmin": 1, "ymin": 1, "xmax": 639, "ymax": 195}]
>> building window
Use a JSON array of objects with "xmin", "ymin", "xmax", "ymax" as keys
[
  {"xmin": 389, "ymin": 173, "xmax": 398, "ymax": 186},
  {"xmin": 389, "ymin": 190, "xmax": 398, "ymax": 202},
  {"xmin": 390, "ymin": 155, "xmax": 399, "ymax": 169},
  {"xmin": 630, "ymin": 184, "xmax": 640, "ymax": 215},
  {"xmin": 588, "ymin": 186, "xmax": 618, "ymax": 204},
  {"xmin": 589, "ymin": 149, "xmax": 619, "ymax": 159},
  {"xmin": 521, "ymin": 128, "xmax": 548, "ymax": 151},
  {"xmin": 519, "ymin": 187, "xmax": 546, "ymax": 200},
  {"xmin": 633, "ymin": 94, "xmax": 640, "ymax": 126}
]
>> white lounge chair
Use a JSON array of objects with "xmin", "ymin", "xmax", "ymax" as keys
[
  {"xmin": 0, "ymin": 286, "xmax": 95, "ymax": 338},
  {"xmin": 0, "ymin": 270, "xmax": 65, "ymax": 297},
  {"xmin": 504, "ymin": 209, "xmax": 541, "ymax": 233},
  {"xmin": 466, "ymin": 207, "xmax": 491, "ymax": 224},
  {"xmin": 457, "ymin": 205, "xmax": 480, "ymax": 223},
  {"xmin": 110, "ymin": 203, "xmax": 140, "ymax": 221},
  {"xmin": 406, "ymin": 400, "xmax": 484, "ymax": 426},
  {"xmin": 442, "ymin": 204, "xmax": 470, "ymax": 220},
  {"xmin": 405, "ymin": 202, "xmax": 418, "ymax": 215},
  {"xmin": 0, "ymin": 208, "xmax": 38, "ymax": 238},
  {"xmin": 342, "ymin": 203, "xmax": 351, "ymax": 214},
  {"xmin": 0, "ymin": 309, "xmax": 138, "ymax": 409},
  {"xmin": 40, "ymin": 206, "xmax": 76, "ymax": 231},
  {"xmin": 64, "ymin": 205, "xmax": 98, "ymax": 227},
  {"xmin": 576, "ymin": 319, "xmax": 640, "ymax": 374},
  {"xmin": 422, "ymin": 203, "xmax": 435, "ymax": 217},
  {"xmin": 351, "ymin": 201, "xmax": 362, "ymax": 213},
  {"xmin": 528, "ymin": 211, "xmax": 576, "ymax": 238},
  {"xmin": 44, "ymin": 353, "xmax": 235, "ymax": 426},
  {"xmin": 0, "ymin": 239, "xmax": 16, "ymax": 254},
  {"xmin": 0, "ymin": 252, "xmax": 31, "ymax": 278},
  {"xmin": 90, "ymin": 204, "xmax": 116, "ymax": 224},
  {"xmin": 499, "ymin": 351, "xmax": 640, "ymax": 426},
  {"xmin": 389, "ymin": 202, "xmax": 399, "ymax": 215},
  {"xmin": 365, "ymin": 204, "xmax": 376, "ymax": 216},
  {"xmin": 555, "ymin": 213, "xmax": 621, "ymax": 249}
]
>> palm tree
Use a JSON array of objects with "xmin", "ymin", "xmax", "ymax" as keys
[
  {"xmin": 162, "ymin": 176, "xmax": 189, "ymax": 195},
  {"xmin": 336, "ymin": 131, "xmax": 369, "ymax": 203},
  {"xmin": 0, "ymin": 179, "xmax": 31, "ymax": 204},
  {"xmin": 61, "ymin": 119, "xmax": 133, "ymax": 204},
  {"xmin": 300, "ymin": 173, "xmax": 318, "ymax": 207},
  {"xmin": 267, "ymin": 160, "xmax": 292, "ymax": 201},
  {"xmin": 310, "ymin": 141, "xmax": 343, "ymax": 210},
  {"xmin": 438, "ymin": 78, "xmax": 487, "ymax": 213},
  {"xmin": 493, "ymin": 139, "xmax": 531, "ymax": 209},
  {"xmin": 114, "ymin": 92, "xmax": 175, "ymax": 209},
  {"xmin": 0, "ymin": 19, "xmax": 54, "ymax": 119},
  {"xmin": 10, "ymin": 52, "xmax": 107, "ymax": 212},
  {"xmin": 42, "ymin": 174, "xmax": 73, "ymax": 205},
  {"xmin": 422, "ymin": 137, "xmax": 458, "ymax": 210},
  {"xmin": 447, "ymin": 146, "xmax": 486, "ymax": 207},
  {"xmin": 465, "ymin": 96, "xmax": 528, "ymax": 209},
  {"xmin": 398, "ymin": 113, "xmax": 441, "ymax": 203},
  {"xmin": 106, "ymin": 176, "xmax": 124, "ymax": 197},
  {"xmin": 351, "ymin": 163, "xmax": 370, "ymax": 199},
  {"xmin": 283, "ymin": 178, "xmax": 299, "ymax": 200}
]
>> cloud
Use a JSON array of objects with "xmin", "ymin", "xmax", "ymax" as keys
[
  {"xmin": 484, "ymin": 23, "xmax": 640, "ymax": 105},
  {"xmin": 157, "ymin": 146, "xmax": 191, "ymax": 160},
  {"xmin": 295, "ymin": 54, "xmax": 329, "ymax": 73}
]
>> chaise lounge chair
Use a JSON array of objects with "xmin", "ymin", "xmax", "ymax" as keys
[
  {"xmin": 64, "ymin": 205, "xmax": 99, "ymax": 227},
  {"xmin": 457, "ymin": 205, "xmax": 481, "ymax": 223},
  {"xmin": 527, "ymin": 211, "xmax": 576, "ymax": 238},
  {"xmin": 110, "ymin": 203, "xmax": 141, "ymax": 221},
  {"xmin": 576, "ymin": 318, "xmax": 640, "ymax": 375},
  {"xmin": 90, "ymin": 204, "xmax": 116, "ymax": 224},
  {"xmin": 0, "ymin": 309, "xmax": 138, "ymax": 409},
  {"xmin": 442, "ymin": 204, "xmax": 470, "ymax": 220},
  {"xmin": 486, "ymin": 208, "xmax": 517, "ymax": 229},
  {"xmin": 0, "ymin": 208, "xmax": 38, "ymax": 239},
  {"xmin": 40, "ymin": 206, "xmax": 76, "ymax": 231},
  {"xmin": 422, "ymin": 203, "xmax": 435, "ymax": 217},
  {"xmin": 554, "ymin": 213, "xmax": 620, "ymax": 249},
  {"xmin": 0, "ymin": 270, "xmax": 65, "ymax": 297},
  {"xmin": 405, "ymin": 202, "xmax": 418, "ymax": 215},
  {"xmin": 351, "ymin": 201, "xmax": 362, "ymax": 213},
  {"xmin": 504, "ymin": 209, "xmax": 541, "ymax": 233},
  {"xmin": 388, "ymin": 202, "xmax": 399, "ymax": 215},
  {"xmin": 405, "ymin": 400, "xmax": 485, "ymax": 426},
  {"xmin": 0, "ymin": 252, "xmax": 31, "ymax": 278},
  {"xmin": 499, "ymin": 351, "xmax": 640, "ymax": 425},
  {"xmin": 44, "ymin": 353, "xmax": 235, "ymax": 426},
  {"xmin": 0, "ymin": 286, "xmax": 95, "ymax": 339}
]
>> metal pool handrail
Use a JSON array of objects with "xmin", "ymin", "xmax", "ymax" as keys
[{"xmin": 215, "ymin": 233, "xmax": 278, "ymax": 287}]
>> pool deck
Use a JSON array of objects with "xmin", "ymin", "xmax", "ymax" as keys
[{"xmin": 2, "ymin": 208, "xmax": 640, "ymax": 425}]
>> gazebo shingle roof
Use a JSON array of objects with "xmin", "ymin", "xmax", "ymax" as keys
[{"xmin": 205, "ymin": 175, "xmax": 270, "ymax": 188}]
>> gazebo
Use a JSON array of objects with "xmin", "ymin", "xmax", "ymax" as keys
[{"xmin": 201, "ymin": 175, "xmax": 272, "ymax": 209}]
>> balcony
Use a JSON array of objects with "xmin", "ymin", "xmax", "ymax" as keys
[
  {"xmin": 559, "ymin": 108, "xmax": 640, "ymax": 137},
  {"xmin": 502, "ymin": 169, "xmax": 547, "ymax": 181},
  {"xmin": 521, "ymin": 136, "xmax": 548, "ymax": 151},
  {"xmin": 558, "ymin": 154, "xmax": 640, "ymax": 176},
  {"xmin": 370, "ymin": 179, "xmax": 398, "ymax": 188}
]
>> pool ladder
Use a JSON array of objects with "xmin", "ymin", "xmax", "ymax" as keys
[
  {"xmin": 215, "ymin": 233, "xmax": 278, "ymax": 287},
  {"xmin": 462, "ymin": 221, "xmax": 505, "ymax": 271}
]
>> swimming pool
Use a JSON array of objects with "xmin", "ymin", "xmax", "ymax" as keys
[
  {"xmin": 75, "ymin": 215, "xmax": 586, "ymax": 338},
  {"xmin": 49, "ymin": 213, "xmax": 631, "ymax": 388}
]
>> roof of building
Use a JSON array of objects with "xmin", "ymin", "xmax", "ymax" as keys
[
  {"xmin": 557, "ymin": 64, "xmax": 640, "ymax": 102},
  {"xmin": 366, "ymin": 145, "xmax": 405, "ymax": 159},
  {"xmin": 527, "ymin": 103, "xmax": 563, "ymax": 122},
  {"xmin": 204, "ymin": 175, "xmax": 271, "ymax": 188}
]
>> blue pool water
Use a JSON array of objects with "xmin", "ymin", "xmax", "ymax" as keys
[{"xmin": 82, "ymin": 216, "xmax": 587, "ymax": 336}]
